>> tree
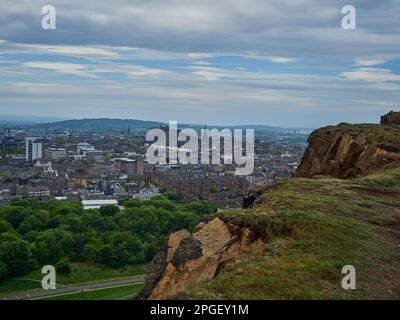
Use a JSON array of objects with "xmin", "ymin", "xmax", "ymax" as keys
[
  {"xmin": 18, "ymin": 215, "xmax": 45, "ymax": 234},
  {"xmin": 0, "ymin": 261, "xmax": 7, "ymax": 281},
  {"xmin": 99, "ymin": 205, "xmax": 120, "ymax": 217},
  {"xmin": 0, "ymin": 206, "xmax": 30, "ymax": 229},
  {"xmin": 0, "ymin": 220, "xmax": 12, "ymax": 233},
  {"xmin": 0, "ymin": 196, "xmax": 211, "ymax": 280},
  {"xmin": 0, "ymin": 232, "xmax": 21, "ymax": 243},
  {"xmin": 186, "ymin": 202, "xmax": 217, "ymax": 215},
  {"xmin": 30, "ymin": 241, "xmax": 49, "ymax": 264},
  {"xmin": 0, "ymin": 240, "xmax": 31, "ymax": 277},
  {"xmin": 56, "ymin": 257, "xmax": 71, "ymax": 273},
  {"xmin": 164, "ymin": 192, "xmax": 181, "ymax": 202}
]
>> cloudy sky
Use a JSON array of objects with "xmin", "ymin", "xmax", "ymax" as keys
[{"xmin": 0, "ymin": 0, "xmax": 399, "ymax": 127}]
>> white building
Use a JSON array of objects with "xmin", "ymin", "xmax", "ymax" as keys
[
  {"xmin": 132, "ymin": 186, "xmax": 161, "ymax": 200},
  {"xmin": 77, "ymin": 142, "xmax": 95, "ymax": 156},
  {"xmin": 26, "ymin": 137, "xmax": 42, "ymax": 162},
  {"xmin": 82, "ymin": 199, "xmax": 121, "ymax": 210},
  {"xmin": 45, "ymin": 148, "xmax": 67, "ymax": 160}
]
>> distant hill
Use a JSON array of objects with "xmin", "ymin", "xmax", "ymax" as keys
[
  {"xmin": 178, "ymin": 123, "xmax": 295, "ymax": 132},
  {"xmin": 34, "ymin": 118, "xmax": 166, "ymax": 132},
  {"xmin": 30, "ymin": 118, "xmax": 309, "ymax": 133},
  {"xmin": 0, "ymin": 114, "xmax": 66, "ymax": 124}
]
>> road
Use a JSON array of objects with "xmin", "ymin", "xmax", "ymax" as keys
[{"xmin": 1, "ymin": 277, "xmax": 144, "ymax": 300}]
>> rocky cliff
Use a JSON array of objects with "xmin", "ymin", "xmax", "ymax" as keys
[
  {"xmin": 381, "ymin": 110, "xmax": 400, "ymax": 125},
  {"xmin": 136, "ymin": 217, "xmax": 268, "ymax": 300},
  {"xmin": 294, "ymin": 122, "xmax": 400, "ymax": 179}
]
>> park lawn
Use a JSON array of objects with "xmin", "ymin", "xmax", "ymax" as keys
[
  {"xmin": 25, "ymin": 262, "xmax": 146, "ymax": 285},
  {"xmin": 0, "ymin": 278, "xmax": 41, "ymax": 295},
  {"xmin": 43, "ymin": 283, "xmax": 144, "ymax": 300},
  {"xmin": 0, "ymin": 262, "xmax": 145, "ymax": 296}
]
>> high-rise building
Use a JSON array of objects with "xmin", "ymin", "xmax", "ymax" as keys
[
  {"xmin": 26, "ymin": 137, "xmax": 42, "ymax": 162},
  {"xmin": 4, "ymin": 128, "xmax": 12, "ymax": 137}
]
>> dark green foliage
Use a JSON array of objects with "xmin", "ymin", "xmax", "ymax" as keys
[
  {"xmin": 99, "ymin": 205, "xmax": 120, "ymax": 217},
  {"xmin": 0, "ymin": 261, "xmax": 7, "ymax": 281},
  {"xmin": 164, "ymin": 192, "xmax": 181, "ymax": 202},
  {"xmin": 0, "ymin": 240, "xmax": 31, "ymax": 277},
  {"xmin": 0, "ymin": 196, "xmax": 217, "ymax": 282},
  {"xmin": 56, "ymin": 257, "xmax": 71, "ymax": 273}
]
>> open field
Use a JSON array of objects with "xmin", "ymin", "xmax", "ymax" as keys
[
  {"xmin": 0, "ymin": 262, "xmax": 145, "ymax": 297},
  {"xmin": 42, "ymin": 283, "xmax": 143, "ymax": 300},
  {"xmin": 0, "ymin": 279, "xmax": 41, "ymax": 295}
]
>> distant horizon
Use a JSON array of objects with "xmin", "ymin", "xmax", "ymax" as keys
[{"xmin": 0, "ymin": 113, "xmax": 385, "ymax": 129}]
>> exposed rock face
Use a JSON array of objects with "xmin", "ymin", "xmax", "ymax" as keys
[
  {"xmin": 294, "ymin": 124, "xmax": 400, "ymax": 179},
  {"xmin": 381, "ymin": 111, "xmax": 400, "ymax": 125},
  {"xmin": 242, "ymin": 186, "xmax": 270, "ymax": 208},
  {"xmin": 136, "ymin": 217, "xmax": 267, "ymax": 300}
]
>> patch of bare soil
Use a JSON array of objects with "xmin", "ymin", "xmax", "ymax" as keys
[{"xmin": 349, "ymin": 186, "xmax": 400, "ymax": 200}]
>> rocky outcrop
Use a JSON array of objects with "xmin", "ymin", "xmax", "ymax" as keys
[
  {"xmin": 294, "ymin": 124, "xmax": 400, "ymax": 179},
  {"xmin": 381, "ymin": 111, "xmax": 400, "ymax": 125},
  {"xmin": 242, "ymin": 185, "xmax": 274, "ymax": 208},
  {"xmin": 136, "ymin": 217, "xmax": 268, "ymax": 300}
]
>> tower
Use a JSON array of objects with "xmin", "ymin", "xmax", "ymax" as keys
[{"xmin": 26, "ymin": 137, "xmax": 43, "ymax": 162}]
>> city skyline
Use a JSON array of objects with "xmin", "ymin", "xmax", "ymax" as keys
[{"xmin": 0, "ymin": 1, "xmax": 400, "ymax": 127}]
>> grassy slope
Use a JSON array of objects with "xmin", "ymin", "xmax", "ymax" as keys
[
  {"xmin": 183, "ymin": 167, "xmax": 400, "ymax": 299},
  {"xmin": 43, "ymin": 283, "xmax": 144, "ymax": 300},
  {"xmin": 334, "ymin": 123, "xmax": 400, "ymax": 147}
]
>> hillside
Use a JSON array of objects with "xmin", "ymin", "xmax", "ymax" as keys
[
  {"xmin": 29, "ymin": 118, "xmax": 300, "ymax": 133},
  {"xmin": 138, "ymin": 115, "xmax": 400, "ymax": 300},
  {"xmin": 34, "ymin": 118, "xmax": 165, "ymax": 132}
]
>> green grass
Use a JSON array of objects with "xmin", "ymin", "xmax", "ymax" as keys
[
  {"xmin": 336, "ymin": 123, "xmax": 400, "ymax": 147},
  {"xmin": 43, "ymin": 283, "xmax": 144, "ymax": 300},
  {"xmin": 0, "ymin": 262, "xmax": 145, "ymax": 297},
  {"xmin": 25, "ymin": 262, "xmax": 146, "ymax": 285},
  {"xmin": 181, "ymin": 167, "xmax": 400, "ymax": 300},
  {"xmin": 0, "ymin": 278, "xmax": 41, "ymax": 295}
]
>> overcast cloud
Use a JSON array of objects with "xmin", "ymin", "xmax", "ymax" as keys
[{"xmin": 0, "ymin": 0, "xmax": 399, "ymax": 126}]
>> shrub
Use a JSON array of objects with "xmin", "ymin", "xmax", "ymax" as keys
[{"xmin": 56, "ymin": 257, "xmax": 71, "ymax": 273}]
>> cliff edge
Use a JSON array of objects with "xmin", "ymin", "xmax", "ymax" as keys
[{"xmin": 293, "ymin": 122, "xmax": 400, "ymax": 179}]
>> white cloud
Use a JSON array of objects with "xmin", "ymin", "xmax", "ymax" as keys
[
  {"xmin": 2, "ymin": 42, "xmax": 120, "ymax": 59},
  {"xmin": 250, "ymin": 55, "xmax": 297, "ymax": 64},
  {"xmin": 342, "ymin": 67, "xmax": 400, "ymax": 82},
  {"xmin": 22, "ymin": 61, "xmax": 96, "ymax": 78},
  {"xmin": 188, "ymin": 53, "xmax": 215, "ymax": 59},
  {"xmin": 126, "ymin": 66, "xmax": 171, "ymax": 78},
  {"xmin": 237, "ymin": 90, "xmax": 315, "ymax": 107},
  {"xmin": 43, "ymin": 45, "xmax": 120, "ymax": 58},
  {"xmin": 192, "ymin": 60, "xmax": 211, "ymax": 65},
  {"xmin": 190, "ymin": 66, "xmax": 263, "ymax": 81},
  {"xmin": 355, "ymin": 58, "xmax": 385, "ymax": 66}
]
